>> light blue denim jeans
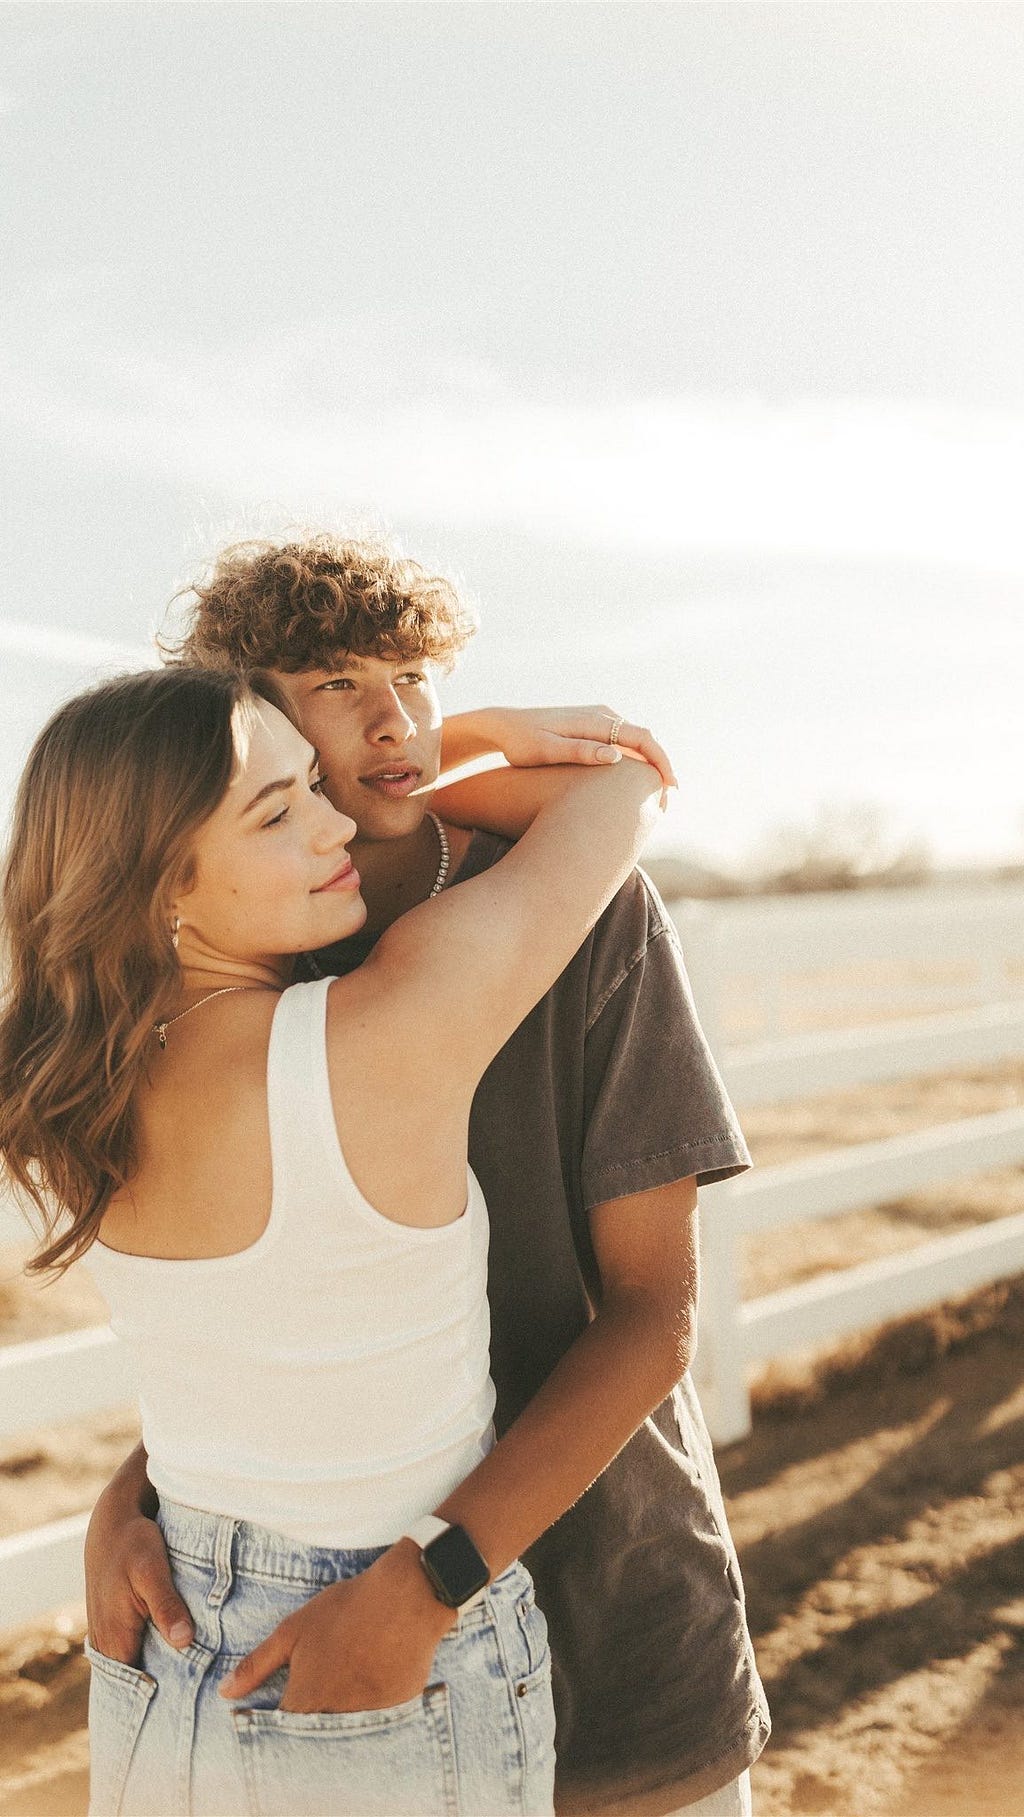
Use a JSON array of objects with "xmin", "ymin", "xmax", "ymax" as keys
[{"xmin": 86, "ymin": 1499, "xmax": 556, "ymax": 1817}]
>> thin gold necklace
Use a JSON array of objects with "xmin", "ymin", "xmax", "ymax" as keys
[{"xmin": 153, "ymin": 985, "xmax": 277, "ymax": 1050}]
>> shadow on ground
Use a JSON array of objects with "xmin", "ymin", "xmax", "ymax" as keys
[{"xmin": 721, "ymin": 1281, "xmax": 1024, "ymax": 1815}]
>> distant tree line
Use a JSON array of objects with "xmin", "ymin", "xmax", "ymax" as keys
[{"xmin": 646, "ymin": 802, "xmax": 936, "ymax": 901}]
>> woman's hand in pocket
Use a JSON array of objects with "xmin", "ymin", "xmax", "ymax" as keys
[{"xmin": 219, "ymin": 1541, "xmax": 457, "ymax": 1714}]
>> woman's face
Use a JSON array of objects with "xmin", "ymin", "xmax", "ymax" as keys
[{"xmin": 177, "ymin": 699, "xmax": 366, "ymax": 965}]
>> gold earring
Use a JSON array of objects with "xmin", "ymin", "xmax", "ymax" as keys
[{"xmin": 171, "ymin": 916, "xmax": 180, "ymax": 951}]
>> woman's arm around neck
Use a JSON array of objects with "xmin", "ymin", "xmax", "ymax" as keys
[{"xmin": 356, "ymin": 756, "xmax": 666, "ymax": 1096}]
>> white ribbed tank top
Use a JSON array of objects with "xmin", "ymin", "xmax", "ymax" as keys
[{"xmin": 87, "ymin": 977, "xmax": 496, "ymax": 1546}]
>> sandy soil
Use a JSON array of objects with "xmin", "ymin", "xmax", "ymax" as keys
[
  {"xmin": 1, "ymin": 1059, "xmax": 1022, "ymax": 1816},
  {"xmin": 726, "ymin": 1282, "xmax": 1024, "ymax": 1817}
]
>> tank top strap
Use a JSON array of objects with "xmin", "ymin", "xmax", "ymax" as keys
[{"xmin": 265, "ymin": 975, "xmax": 336, "ymax": 1213}]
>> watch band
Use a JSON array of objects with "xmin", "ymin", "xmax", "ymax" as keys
[{"xmin": 403, "ymin": 1515, "xmax": 451, "ymax": 1550}]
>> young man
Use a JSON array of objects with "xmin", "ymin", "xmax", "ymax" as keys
[{"xmin": 86, "ymin": 535, "xmax": 768, "ymax": 1815}]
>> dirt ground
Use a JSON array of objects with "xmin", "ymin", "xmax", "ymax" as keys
[
  {"xmin": 2, "ymin": 1059, "xmax": 1022, "ymax": 1817},
  {"xmin": 726, "ymin": 1283, "xmax": 1024, "ymax": 1817}
]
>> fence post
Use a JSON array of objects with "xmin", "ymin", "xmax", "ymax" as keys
[{"xmin": 673, "ymin": 900, "xmax": 752, "ymax": 1445}]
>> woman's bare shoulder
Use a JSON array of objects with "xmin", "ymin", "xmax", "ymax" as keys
[{"xmin": 102, "ymin": 994, "xmax": 279, "ymax": 1259}]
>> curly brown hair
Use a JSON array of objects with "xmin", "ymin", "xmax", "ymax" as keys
[{"xmin": 165, "ymin": 534, "xmax": 478, "ymax": 674}]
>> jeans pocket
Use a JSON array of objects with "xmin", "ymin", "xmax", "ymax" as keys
[
  {"xmin": 232, "ymin": 1681, "xmax": 459, "ymax": 1816},
  {"xmin": 85, "ymin": 1642, "xmax": 157, "ymax": 1817}
]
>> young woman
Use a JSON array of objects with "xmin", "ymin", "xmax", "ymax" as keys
[{"xmin": 0, "ymin": 666, "xmax": 665, "ymax": 1817}]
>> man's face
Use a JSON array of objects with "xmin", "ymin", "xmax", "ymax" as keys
[{"xmin": 275, "ymin": 653, "xmax": 444, "ymax": 843}]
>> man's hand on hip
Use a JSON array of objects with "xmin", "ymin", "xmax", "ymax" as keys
[{"xmin": 84, "ymin": 1441, "xmax": 193, "ymax": 1664}]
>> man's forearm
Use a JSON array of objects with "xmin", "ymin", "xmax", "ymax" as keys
[
  {"xmin": 97, "ymin": 1301, "xmax": 684, "ymax": 1592},
  {"xmin": 217, "ymin": 1181, "xmax": 698, "ymax": 1708},
  {"xmin": 438, "ymin": 709, "xmax": 504, "ymax": 774},
  {"xmin": 100, "ymin": 1439, "xmax": 158, "ymax": 1520},
  {"xmin": 433, "ymin": 1291, "xmax": 691, "ymax": 1580}
]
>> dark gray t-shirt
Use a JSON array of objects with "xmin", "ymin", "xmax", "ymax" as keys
[{"xmin": 308, "ymin": 832, "xmax": 769, "ymax": 1811}]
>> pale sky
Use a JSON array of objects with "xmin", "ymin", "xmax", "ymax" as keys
[{"xmin": 2, "ymin": 3, "xmax": 1022, "ymax": 865}]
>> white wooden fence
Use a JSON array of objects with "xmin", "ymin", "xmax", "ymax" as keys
[
  {"xmin": 1, "ymin": 878, "xmax": 1023, "ymax": 1628},
  {"xmin": 682, "ymin": 878, "xmax": 1024, "ymax": 1443}
]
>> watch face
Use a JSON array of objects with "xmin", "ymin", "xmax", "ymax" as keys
[{"xmin": 422, "ymin": 1524, "xmax": 490, "ymax": 1607}]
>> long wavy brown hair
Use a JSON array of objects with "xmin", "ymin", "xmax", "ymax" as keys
[{"xmin": 0, "ymin": 666, "xmax": 282, "ymax": 1275}]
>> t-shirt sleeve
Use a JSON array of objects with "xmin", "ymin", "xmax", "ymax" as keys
[{"xmin": 580, "ymin": 872, "xmax": 751, "ymax": 1210}]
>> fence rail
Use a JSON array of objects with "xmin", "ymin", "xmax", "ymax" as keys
[
  {"xmin": 2, "ymin": 877, "xmax": 1023, "ymax": 1627},
  {"xmin": 728, "ymin": 1105, "xmax": 1024, "ymax": 1232},
  {"xmin": 723, "ymin": 1002, "xmax": 1024, "ymax": 1104},
  {"xmin": 0, "ymin": 1513, "xmax": 92, "ymax": 1632},
  {"xmin": 0, "ymin": 1325, "xmax": 124, "ymax": 1441},
  {"xmin": 739, "ymin": 1209, "xmax": 1024, "ymax": 1363},
  {"xmin": 683, "ymin": 878, "xmax": 1024, "ymax": 1442}
]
